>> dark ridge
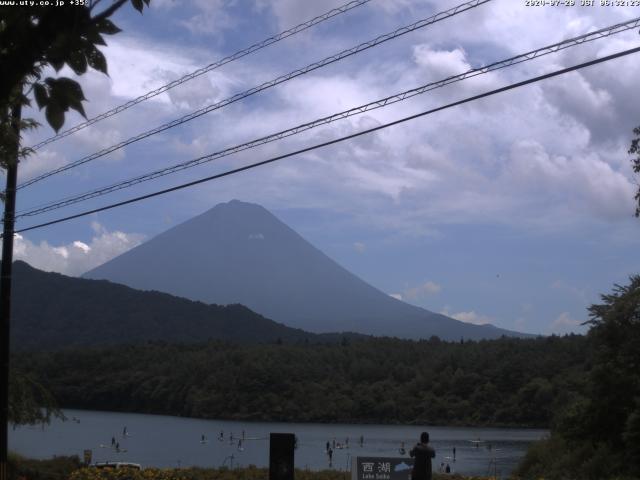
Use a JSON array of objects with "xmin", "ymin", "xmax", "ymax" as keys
[{"xmin": 7, "ymin": 260, "xmax": 367, "ymax": 351}]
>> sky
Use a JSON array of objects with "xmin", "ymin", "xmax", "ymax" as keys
[{"xmin": 5, "ymin": 0, "xmax": 640, "ymax": 335}]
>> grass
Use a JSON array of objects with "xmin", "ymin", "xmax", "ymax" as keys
[{"xmin": 9, "ymin": 455, "xmax": 497, "ymax": 480}]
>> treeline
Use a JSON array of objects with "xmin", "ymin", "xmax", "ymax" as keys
[
  {"xmin": 515, "ymin": 276, "xmax": 640, "ymax": 480},
  {"xmin": 13, "ymin": 334, "xmax": 588, "ymax": 428}
]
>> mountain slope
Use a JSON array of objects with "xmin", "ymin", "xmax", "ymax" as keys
[
  {"xmin": 85, "ymin": 200, "xmax": 528, "ymax": 340},
  {"xmin": 9, "ymin": 261, "xmax": 353, "ymax": 351}
]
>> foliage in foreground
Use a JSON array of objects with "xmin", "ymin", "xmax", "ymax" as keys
[
  {"xmin": 68, "ymin": 466, "xmax": 346, "ymax": 480},
  {"xmin": 8, "ymin": 369, "xmax": 63, "ymax": 426},
  {"xmin": 7, "ymin": 452, "xmax": 82, "ymax": 480},
  {"xmin": 67, "ymin": 466, "xmax": 490, "ymax": 480},
  {"xmin": 2, "ymin": 0, "xmax": 150, "ymax": 435},
  {"xmin": 0, "ymin": 0, "xmax": 151, "ymax": 133},
  {"xmin": 15, "ymin": 334, "xmax": 587, "ymax": 427},
  {"xmin": 7, "ymin": 457, "xmax": 492, "ymax": 480},
  {"xmin": 515, "ymin": 276, "xmax": 640, "ymax": 480},
  {"xmin": 630, "ymin": 125, "xmax": 640, "ymax": 216}
]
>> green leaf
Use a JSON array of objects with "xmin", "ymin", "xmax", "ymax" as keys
[
  {"xmin": 50, "ymin": 58, "xmax": 64, "ymax": 72},
  {"xmin": 33, "ymin": 83, "xmax": 48, "ymax": 109},
  {"xmin": 47, "ymin": 77, "xmax": 87, "ymax": 120},
  {"xmin": 95, "ymin": 19, "xmax": 121, "ymax": 35},
  {"xmin": 67, "ymin": 50, "xmax": 88, "ymax": 75},
  {"xmin": 84, "ymin": 28, "xmax": 107, "ymax": 46},
  {"xmin": 131, "ymin": 0, "xmax": 144, "ymax": 13},
  {"xmin": 68, "ymin": 99, "xmax": 86, "ymax": 118},
  {"xmin": 56, "ymin": 78, "xmax": 87, "ymax": 102},
  {"xmin": 47, "ymin": 38, "xmax": 70, "ymax": 72},
  {"xmin": 45, "ymin": 102, "xmax": 65, "ymax": 132},
  {"xmin": 60, "ymin": 85, "xmax": 87, "ymax": 118},
  {"xmin": 86, "ymin": 47, "xmax": 107, "ymax": 75},
  {"xmin": 64, "ymin": 93, "xmax": 87, "ymax": 119}
]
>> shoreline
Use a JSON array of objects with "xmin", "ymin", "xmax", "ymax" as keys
[{"xmin": 52, "ymin": 406, "xmax": 552, "ymax": 431}]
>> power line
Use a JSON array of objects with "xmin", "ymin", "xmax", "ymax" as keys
[
  {"xmin": 29, "ymin": 0, "xmax": 373, "ymax": 151},
  {"xmin": 15, "ymin": 16, "xmax": 640, "ymax": 219},
  {"xmin": 12, "ymin": 45, "xmax": 640, "ymax": 236},
  {"xmin": 17, "ymin": 0, "xmax": 490, "ymax": 191}
]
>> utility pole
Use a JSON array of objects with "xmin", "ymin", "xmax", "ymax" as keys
[{"xmin": 1, "ymin": 101, "xmax": 22, "ymax": 480}]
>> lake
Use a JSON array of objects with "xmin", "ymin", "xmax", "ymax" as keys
[{"xmin": 9, "ymin": 409, "xmax": 546, "ymax": 478}]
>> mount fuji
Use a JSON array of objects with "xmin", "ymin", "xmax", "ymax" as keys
[{"xmin": 84, "ymin": 200, "xmax": 527, "ymax": 341}]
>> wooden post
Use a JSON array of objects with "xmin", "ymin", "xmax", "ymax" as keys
[{"xmin": 1, "ymin": 102, "xmax": 22, "ymax": 480}]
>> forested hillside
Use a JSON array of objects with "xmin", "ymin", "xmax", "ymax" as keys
[
  {"xmin": 8, "ymin": 261, "xmax": 363, "ymax": 350},
  {"xmin": 14, "ymin": 335, "xmax": 588, "ymax": 427}
]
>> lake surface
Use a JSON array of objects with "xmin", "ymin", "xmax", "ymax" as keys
[{"xmin": 10, "ymin": 409, "xmax": 546, "ymax": 478}]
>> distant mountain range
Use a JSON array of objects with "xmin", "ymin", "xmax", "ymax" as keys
[
  {"xmin": 85, "ymin": 200, "xmax": 529, "ymax": 341},
  {"xmin": 9, "ymin": 261, "xmax": 361, "ymax": 351}
]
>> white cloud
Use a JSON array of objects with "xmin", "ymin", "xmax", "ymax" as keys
[
  {"xmin": 353, "ymin": 241, "xmax": 366, "ymax": 253},
  {"xmin": 278, "ymin": 75, "xmax": 373, "ymax": 120},
  {"xmin": 71, "ymin": 126, "xmax": 126, "ymax": 162},
  {"xmin": 98, "ymin": 36, "xmax": 219, "ymax": 104},
  {"xmin": 73, "ymin": 241, "xmax": 91, "ymax": 253},
  {"xmin": 17, "ymin": 150, "xmax": 68, "ymax": 182},
  {"xmin": 260, "ymin": 0, "xmax": 350, "ymax": 30},
  {"xmin": 405, "ymin": 281, "xmax": 442, "ymax": 298},
  {"xmin": 151, "ymin": 0, "xmax": 177, "ymax": 8},
  {"xmin": 543, "ymin": 71, "xmax": 613, "ymax": 124},
  {"xmin": 166, "ymin": 73, "xmax": 221, "ymax": 110},
  {"xmin": 549, "ymin": 312, "xmax": 586, "ymax": 335},
  {"xmin": 11, "ymin": 223, "xmax": 145, "ymax": 277},
  {"xmin": 413, "ymin": 45, "xmax": 468, "ymax": 80},
  {"xmin": 504, "ymin": 140, "xmax": 635, "ymax": 221},
  {"xmin": 393, "ymin": 281, "xmax": 442, "ymax": 302},
  {"xmin": 441, "ymin": 308, "xmax": 492, "ymax": 326}
]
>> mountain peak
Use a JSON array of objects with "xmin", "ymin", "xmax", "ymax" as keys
[
  {"xmin": 193, "ymin": 199, "xmax": 268, "ymax": 225},
  {"xmin": 211, "ymin": 199, "xmax": 265, "ymax": 212}
]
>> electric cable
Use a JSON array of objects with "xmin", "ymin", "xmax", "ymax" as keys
[
  {"xmin": 29, "ymin": 0, "xmax": 374, "ymax": 151},
  {"xmin": 17, "ymin": 0, "xmax": 490, "ymax": 191},
  {"xmin": 12, "ymin": 45, "xmax": 640, "ymax": 236},
  {"xmin": 15, "ymin": 16, "xmax": 640, "ymax": 219}
]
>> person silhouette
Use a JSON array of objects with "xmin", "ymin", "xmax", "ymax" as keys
[{"xmin": 410, "ymin": 432, "xmax": 435, "ymax": 480}]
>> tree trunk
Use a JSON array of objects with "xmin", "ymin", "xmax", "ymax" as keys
[{"xmin": 1, "ymin": 102, "xmax": 22, "ymax": 480}]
